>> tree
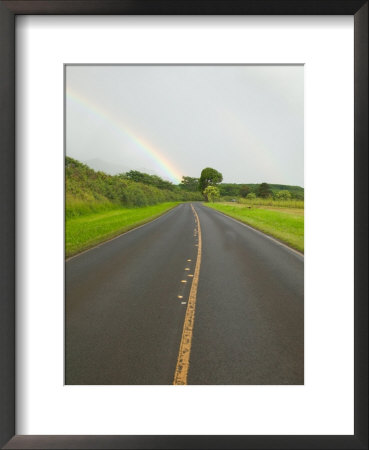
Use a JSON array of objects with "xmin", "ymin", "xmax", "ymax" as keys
[
  {"xmin": 199, "ymin": 167, "xmax": 223, "ymax": 192},
  {"xmin": 125, "ymin": 170, "xmax": 147, "ymax": 183},
  {"xmin": 179, "ymin": 176, "xmax": 199, "ymax": 192},
  {"xmin": 257, "ymin": 182, "xmax": 272, "ymax": 198},
  {"xmin": 219, "ymin": 183, "xmax": 239, "ymax": 197},
  {"xmin": 275, "ymin": 190, "xmax": 292, "ymax": 200},
  {"xmin": 125, "ymin": 170, "xmax": 175, "ymax": 191},
  {"xmin": 203, "ymin": 186, "xmax": 220, "ymax": 202},
  {"xmin": 246, "ymin": 192, "xmax": 256, "ymax": 200},
  {"xmin": 239, "ymin": 185, "xmax": 250, "ymax": 198}
]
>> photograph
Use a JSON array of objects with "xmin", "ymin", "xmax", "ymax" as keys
[
  {"xmin": 65, "ymin": 64, "xmax": 304, "ymax": 385},
  {"xmin": 1, "ymin": 0, "xmax": 366, "ymax": 446}
]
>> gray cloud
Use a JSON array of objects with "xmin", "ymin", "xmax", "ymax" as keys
[{"xmin": 66, "ymin": 65, "xmax": 303, "ymax": 186}]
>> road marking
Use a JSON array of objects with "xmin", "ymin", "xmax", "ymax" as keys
[{"xmin": 173, "ymin": 203, "xmax": 202, "ymax": 385}]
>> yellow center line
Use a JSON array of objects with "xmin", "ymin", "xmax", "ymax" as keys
[{"xmin": 173, "ymin": 204, "xmax": 202, "ymax": 385}]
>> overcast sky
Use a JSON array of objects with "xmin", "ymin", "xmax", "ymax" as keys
[{"xmin": 66, "ymin": 65, "xmax": 304, "ymax": 186}]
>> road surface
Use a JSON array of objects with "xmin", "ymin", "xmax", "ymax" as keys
[{"xmin": 65, "ymin": 202, "xmax": 303, "ymax": 385}]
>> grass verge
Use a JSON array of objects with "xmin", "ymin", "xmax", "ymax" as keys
[
  {"xmin": 66, "ymin": 202, "xmax": 180, "ymax": 258},
  {"xmin": 205, "ymin": 203, "xmax": 304, "ymax": 253},
  {"xmin": 66, "ymin": 195, "xmax": 120, "ymax": 219}
]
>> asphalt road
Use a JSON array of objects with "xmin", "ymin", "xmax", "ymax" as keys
[{"xmin": 65, "ymin": 202, "xmax": 304, "ymax": 385}]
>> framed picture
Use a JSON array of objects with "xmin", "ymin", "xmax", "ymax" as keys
[{"xmin": 0, "ymin": 1, "xmax": 367, "ymax": 449}]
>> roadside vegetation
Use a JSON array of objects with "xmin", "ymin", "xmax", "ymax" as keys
[
  {"xmin": 66, "ymin": 158, "xmax": 304, "ymax": 255},
  {"xmin": 195, "ymin": 167, "xmax": 303, "ymax": 252},
  {"xmin": 66, "ymin": 157, "xmax": 203, "ymax": 256},
  {"xmin": 218, "ymin": 182, "xmax": 304, "ymax": 201},
  {"xmin": 66, "ymin": 157, "xmax": 202, "ymax": 218},
  {"xmin": 186, "ymin": 166, "xmax": 303, "ymax": 205},
  {"xmin": 238, "ymin": 197, "xmax": 304, "ymax": 209},
  {"xmin": 66, "ymin": 202, "xmax": 179, "ymax": 257}
]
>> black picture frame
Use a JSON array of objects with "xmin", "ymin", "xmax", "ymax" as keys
[{"xmin": 0, "ymin": 1, "xmax": 367, "ymax": 449}]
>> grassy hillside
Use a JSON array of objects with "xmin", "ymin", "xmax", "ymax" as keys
[
  {"xmin": 65, "ymin": 157, "xmax": 204, "ymax": 256},
  {"xmin": 66, "ymin": 157, "xmax": 202, "ymax": 218}
]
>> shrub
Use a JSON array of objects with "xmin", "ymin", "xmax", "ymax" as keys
[
  {"xmin": 203, "ymin": 186, "xmax": 220, "ymax": 202},
  {"xmin": 275, "ymin": 190, "xmax": 292, "ymax": 200}
]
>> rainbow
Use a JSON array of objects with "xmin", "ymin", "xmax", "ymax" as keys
[{"xmin": 66, "ymin": 86, "xmax": 183, "ymax": 184}]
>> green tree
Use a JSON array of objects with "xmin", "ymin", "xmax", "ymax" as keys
[
  {"xmin": 203, "ymin": 185, "xmax": 220, "ymax": 202},
  {"xmin": 239, "ymin": 185, "xmax": 250, "ymax": 198},
  {"xmin": 219, "ymin": 183, "xmax": 239, "ymax": 197},
  {"xmin": 179, "ymin": 176, "xmax": 199, "ymax": 192},
  {"xmin": 125, "ymin": 170, "xmax": 175, "ymax": 191},
  {"xmin": 125, "ymin": 170, "xmax": 148, "ymax": 184},
  {"xmin": 257, "ymin": 182, "xmax": 272, "ymax": 198},
  {"xmin": 199, "ymin": 167, "xmax": 223, "ymax": 192},
  {"xmin": 246, "ymin": 192, "xmax": 256, "ymax": 200},
  {"xmin": 275, "ymin": 190, "xmax": 292, "ymax": 200}
]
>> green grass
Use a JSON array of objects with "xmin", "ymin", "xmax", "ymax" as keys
[
  {"xmin": 66, "ymin": 195, "xmax": 120, "ymax": 219},
  {"xmin": 66, "ymin": 202, "xmax": 180, "ymax": 257},
  {"xmin": 238, "ymin": 197, "xmax": 304, "ymax": 209},
  {"xmin": 205, "ymin": 203, "xmax": 304, "ymax": 253}
]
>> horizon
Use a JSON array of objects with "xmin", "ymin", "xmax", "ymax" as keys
[{"xmin": 67, "ymin": 155, "xmax": 304, "ymax": 189}]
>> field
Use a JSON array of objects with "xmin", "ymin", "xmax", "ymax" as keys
[
  {"xmin": 66, "ymin": 202, "xmax": 179, "ymax": 257},
  {"xmin": 205, "ymin": 202, "xmax": 304, "ymax": 253},
  {"xmin": 238, "ymin": 197, "xmax": 304, "ymax": 209}
]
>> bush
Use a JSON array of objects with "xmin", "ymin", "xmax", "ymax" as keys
[
  {"xmin": 275, "ymin": 190, "xmax": 292, "ymax": 200},
  {"xmin": 203, "ymin": 186, "xmax": 220, "ymax": 202}
]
